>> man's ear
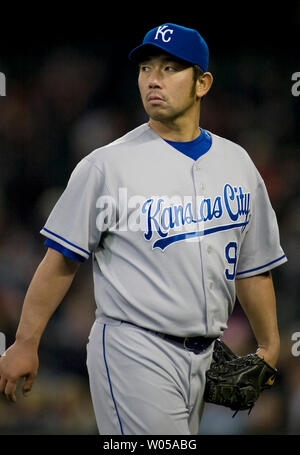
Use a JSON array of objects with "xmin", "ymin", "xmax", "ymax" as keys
[{"xmin": 196, "ymin": 72, "xmax": 213, "ymax": 99}]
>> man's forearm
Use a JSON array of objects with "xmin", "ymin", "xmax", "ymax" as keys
[
  {"xmin": 235, "ymin": 271, "xmax": 280, "ymax": 367},
  {"xmin": 16, "ymin": 248, "xmax": 80, "ymax": 348}
]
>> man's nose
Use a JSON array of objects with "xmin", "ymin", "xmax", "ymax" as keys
[{"xmin": 148, "ymin": 69, "xmax": 163, "ymax": 89}]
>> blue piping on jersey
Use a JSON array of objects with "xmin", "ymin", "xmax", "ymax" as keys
[
  {"xmin": 236, "ymin": 254, "xmax": 287, "ymax": 276},
  {"xmin": 44, "ymin": 238, "xmax": 86, "ymax": 262},
  {"xmin": 102, "ymin": 324, "xmax": 124, "ymax": 435},
  {"xmin": 153, "ymin": 221, "xmax": 249, "ymax": 251},
  {"xmin": 42, "ymin": 227, "xmax": 91, "ymax": 256}
]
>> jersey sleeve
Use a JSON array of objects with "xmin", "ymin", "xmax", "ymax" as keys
[
  {"xmin": 236, "ymin": 173, "xmax": 287, "ymax": 278},
  {"xmin": 44, "ymin": 238, "xmax": 86, "ymax": 262},
  {"xmin": 40, "ymin": 157, "xmax": 108, "ymax": 261}
]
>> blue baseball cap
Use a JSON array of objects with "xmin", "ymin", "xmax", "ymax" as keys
[{"xmin": 128, "ymin": 23, "xmax": 209, "ymax": 72}]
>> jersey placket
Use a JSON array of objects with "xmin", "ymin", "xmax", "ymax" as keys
[{"xmin": 192, "ymin": 160, "xmax": 209, "ymax": 335}]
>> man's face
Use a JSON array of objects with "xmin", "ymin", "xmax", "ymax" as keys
[{"xmin": 138, "ymin": 52, "xmax": 198, "ymax": 123}]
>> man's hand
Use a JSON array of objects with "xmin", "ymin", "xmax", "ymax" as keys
[
  {"xmin": 204, "ymin": 339, "xmax": 278, "ymax": 414},
  {"xmin": 0, "ymin": 341, "xmax": 39, "ymax": 403},
  {"xmin": 255, "ymin": 345, "xmax": 279, "ymax": 369},
  {"xmin": 0, "ymin": 248, "xmax": 79, "ymax": 404}
]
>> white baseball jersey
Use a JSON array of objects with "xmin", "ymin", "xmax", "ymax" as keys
[{"xmin": 40, "ymin": 123, "xmax": 287, "ymax": 338}]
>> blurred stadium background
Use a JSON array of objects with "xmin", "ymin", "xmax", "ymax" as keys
[{"xmin": 0, "ymin": 5, "xmax": 299, "ymax": 435}]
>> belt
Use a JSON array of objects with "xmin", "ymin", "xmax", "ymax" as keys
[
  {"xmin": 161, "ymin": 333, "xmax": 216, "ymax": 354},
  {"xmin": 121, "ymin": 321, "xmax": 216, "ymax": 354}
]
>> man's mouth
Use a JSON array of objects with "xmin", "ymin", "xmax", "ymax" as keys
[{"xmin": 147, "ymin": 93, "xmax": 166, "ymax": 105}]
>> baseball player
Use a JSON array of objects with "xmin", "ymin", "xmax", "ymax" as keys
[{"xmin": 0, "ymin": 24, "xmax": 287, "ymax": 435}]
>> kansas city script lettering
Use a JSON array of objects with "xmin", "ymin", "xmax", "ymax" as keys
[{"xmin": 142, "ymin": 183, "xmax": 251, "ymax": 243}]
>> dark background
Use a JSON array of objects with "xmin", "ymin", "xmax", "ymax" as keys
[{"xmin": 0, "ymin": 3, "xmax": 299, "ymax": 434}]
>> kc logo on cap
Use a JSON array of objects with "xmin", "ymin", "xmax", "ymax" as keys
[
  {"xmin": 128, "ymin": 23, "xmax": 209, "ymax": 72},
  {"xmin": 154, "ymin": 25, "xmax": 174, "ymax": 43}
]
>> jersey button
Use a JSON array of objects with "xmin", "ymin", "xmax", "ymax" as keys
[
  {"xmin": 207, "ymin": 246, "xmax": 212, "ymax": 254},
  {"xmin": 200, "ymin": 183, "xmax": 206, "ymax": 191},
  {"xmin": 209, "ymin": 282, "xmax": 214, "ymax": 290},
  {"xmin": 194, "ymin": 164, "xmax": 200, "ymax": 171}
]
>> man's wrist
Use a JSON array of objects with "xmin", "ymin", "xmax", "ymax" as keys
[
  {"xmin": 15, "ymin": 333, "xmax": 40, "ymax": 350},
  {"xmin": 255, "ymin": 343, "xmax": 280, "ymax": 368}
]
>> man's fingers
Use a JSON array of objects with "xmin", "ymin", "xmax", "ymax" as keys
[
  {"xmin": 0, "ymin": 373, "xmax": 35, "ymax": 401},
  {"xmin": 0, "ymin": 375, "xmax": 7, "ymax": 394},
  {"xmin": 4, "ymin": 380, "xmax": 17, "ymax": 403},
  {"xmin": 22, "ymin": 373, "xmax": 35, "ymax": 396}
]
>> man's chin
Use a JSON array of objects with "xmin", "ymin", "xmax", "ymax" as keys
[{"xmin": 146, "ymin": 108, "xmax": 174, "ymax": 123}]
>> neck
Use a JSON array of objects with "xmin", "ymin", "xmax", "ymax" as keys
[{"xmin": 148, "ymin": 114, "xmax": 201, "ymax": 142}]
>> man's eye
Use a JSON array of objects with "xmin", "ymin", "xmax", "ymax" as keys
[
  {"xmin": 165, "ymin": 66, "xmax": 177, "ymax": 72},
  {"xmin": 141, "ymin": 65, "xmax": 150, "ymax": 72}
]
